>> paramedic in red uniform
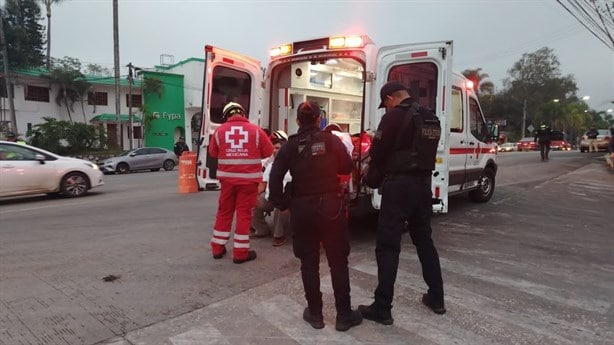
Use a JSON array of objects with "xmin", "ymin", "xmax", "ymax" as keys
[{"xmin": 208, "ymin": 102, "xmax": 274, "ymax": 264}]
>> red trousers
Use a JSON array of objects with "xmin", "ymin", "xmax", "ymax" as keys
[{"xmin": 211, "ymin": 181, "xmax": 258, "ymax": 260}]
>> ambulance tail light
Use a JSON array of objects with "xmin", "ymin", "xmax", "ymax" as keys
[
  {"xmin": 270, "ymin": 44, "xmax": 293, "ymax": 57},
  {"xmin": 434, "ymin": 186, "xmax": 440, "ymax": 199},
  {"xmin": 329, "ymin": 35, "xmax": 365, "ymax": 49}
]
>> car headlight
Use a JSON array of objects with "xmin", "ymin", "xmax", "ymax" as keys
[{"xmin": 84, "ymin": 162, "xmax": 99, "ymax": 170}]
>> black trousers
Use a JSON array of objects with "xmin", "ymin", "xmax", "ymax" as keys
[
  {"xmin": 290, "ymin": 193, "xmax": 352, "ymax": 316},
  {"xmin": 539, "ymin": 142, "xmax": 550, "ymax": 160},
  {"xmin": 374, "ymin": 175, "xmax": 444, "ymax": 309}
]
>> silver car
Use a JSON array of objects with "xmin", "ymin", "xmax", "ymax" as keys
[{"xmin": 99, "ymin": 147, "xmax": 178, "ymax": 174}]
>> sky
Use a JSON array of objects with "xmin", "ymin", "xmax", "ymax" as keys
[{"xmin": 38, "ymin": 0, "xmax": 614, "ymax": 111}]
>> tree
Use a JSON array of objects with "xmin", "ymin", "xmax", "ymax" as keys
[
  {"xmin": 42, "ymin": 56, "xmax": 90, "ymax": 124},
  {"xmin": 461, "ymin": 68, "xmax": 495, "ymax": 97},
  {"xmin": 1, "ymin": 0, "xmax": 45, "ymax": 69},
  {"xmin": 40, "ymin": 0, "xmax": 66, "ymax": 70},
  {"xmin": 496, "ymin": 47, "xmax": 578, "ymax": 137},
  {"xmin": 84, "ymin": 63, "xmax": 111, "ymax": 76}
]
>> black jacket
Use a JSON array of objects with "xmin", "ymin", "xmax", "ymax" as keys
[
  {"xmin": 269, "ymin": 124, "xmax": 352, "ymax": 209},
  {"xmin": 370, "ymin": 97, "xmax": 432, "ymax": 176}
]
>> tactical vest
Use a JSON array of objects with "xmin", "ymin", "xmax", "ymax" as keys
[
  {"xmin": 386, "ymin": 104, "xmax": 441, "ymax": 173},
  {"xmin": 287, "ymin": 131, "xmax": 339, "ymax": 197}
]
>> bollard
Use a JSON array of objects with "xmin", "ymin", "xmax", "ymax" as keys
[{"xmin": 178, "ymin": 151, "xmax": 199, "ymax": 193}]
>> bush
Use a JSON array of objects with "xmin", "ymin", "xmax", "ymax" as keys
[{"xmin": 28, "ymin": 117, "xmax": 107, "ymax": 155}]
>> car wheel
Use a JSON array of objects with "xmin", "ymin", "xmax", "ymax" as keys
[
  {"xmin": 151, "ymin": 168, "xmax": 161, "ymax": 172},
  {"xmin": 116, "ymin": 163, "xmax": 130, "ymax": 174},
  {"xmin": 163, "ymin": 159, "xmax": 175, "ymax": 171},
  {"xmin": 469, "ymin": 168, "xmax": 495, "ymax": 203},
  {"xmin": 60, "ymin": 172, "xmax": 90, "ymax": 198}
]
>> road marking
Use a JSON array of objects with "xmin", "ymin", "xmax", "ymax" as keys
[
  {"xmin": 251, "ymin": 295, "xmax": 362, "ymax": 345},
  {"xmin": 170, "ymin": 324, "xmax": 230, "ymax": 345}
]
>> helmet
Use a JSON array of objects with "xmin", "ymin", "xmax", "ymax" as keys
[
  {"xmin": 222, "ymin": 102, "xmax": 245, "ymax": 119},
  {"xmin": 271, "ymin": 130, "xmax": 288, "ymax": 141}
]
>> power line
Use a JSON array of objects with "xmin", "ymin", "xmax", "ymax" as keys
[{"xmin": 556, "ymin": 0, "xmax": 614, "ymax": 50}]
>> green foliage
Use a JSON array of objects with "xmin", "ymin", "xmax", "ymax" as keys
[
  {"xmin": 28, "ymin": 117, "xmax": 107, "ymax": 155},
  {"xmin": 1, "ymin": 0, "xmax": 45, "ymax": 68},
  {"xmin": 143, "ymin": 76, "xmax": 164, "ymax": 98},
  {"xmin": 40, "ymin": 56, "xmax": 90, "ymax": 123}
]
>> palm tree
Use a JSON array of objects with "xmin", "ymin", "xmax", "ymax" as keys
[
  {"xmin": 461, "ymin": 68, "xmax": 495, "ymax": 97},
  {"xmin": 41, "ymin": 0, "xmax": 66, "ymax": 70}
]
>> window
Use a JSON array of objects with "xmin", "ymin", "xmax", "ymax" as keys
[
  {"xmin": 469, "ymin": 98, "xmax": 488, "ymax": 141},
  {"xmin": 450, "ymin": 87, "xmax": 463, "ymax": 132},
  {"xmin": 387, "ymin": 62, "xmax": 438, "ymax": 110},
  {"xmin": 133, "ymin": 126, "xmax": 142, "ymax": 139},
  {"xmin": 88, "ymin": 92, "xmax": 108, "ymax": 105},
  {"xmin": 25, "ymin": 85, "xmax": 50, "ymax": 102},
  {"xmin": 210, "ymin": 66, "xmax": 252, "ymax": 124},
  {"xmin": 125, "ymin": 94, "xmax": 142, "ymax": 108}
]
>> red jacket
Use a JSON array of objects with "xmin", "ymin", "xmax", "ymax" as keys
[{"xmin": 209, "ymin": 115, "xmax": 274, "ymax": 183}]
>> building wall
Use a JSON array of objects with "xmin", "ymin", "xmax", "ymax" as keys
[
  {"xmin": 0, "ymin": 74, "xmax": 141, "ymax": 150},
  {"xmin": 141, "ymin": 71, "xmax": 185, "ymax": 151}
]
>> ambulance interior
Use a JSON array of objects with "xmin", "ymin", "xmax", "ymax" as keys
[{"xmin": 268, "ymin": 57, "xmax": 365, "ymax": 136}]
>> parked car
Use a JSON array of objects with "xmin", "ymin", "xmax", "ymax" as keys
[
  {"xmin": 0, "ymin": 141, "xmax": 104, "ymax": 198},
  {"xmin": 517, "ymin": 137, "xmax": 537, "ymax": 151},
  {"xmin": 579, "ymin": 129, "xmax": 610, "ymax": 152},
  {"xmin": 98, "ymin": 147, "xmax": 178, "ymax": 174},
  {"xmin": 549, "ymin": 130, "xmax": 572, "ymax": 151},
  {"xmin": 498, "ymin": 142, "xmax": 517, "ymax": 152}
]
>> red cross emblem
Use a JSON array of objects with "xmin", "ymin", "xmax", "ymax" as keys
[{"xmin": 225, "ymin": 126, "xmax": 248, "ymax": 149}]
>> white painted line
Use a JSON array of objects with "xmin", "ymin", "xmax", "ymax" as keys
[
  {"xmin": 251, "ymin": 295, "xmax": 362, "ymax": 345},
  {"xmin": 170, "ymin": 324, "xmax": 231, "ymax": 345}
]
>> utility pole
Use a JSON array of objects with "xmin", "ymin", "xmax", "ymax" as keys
[
  {"xmin": 0, "ymin": 12, "xmax": 17, "ymax": 135},
  {"xmin": 127, "ymin": 62, "xmax": 133, "ymax": 150},
  {"xmin": 113, "ymin": 0, "xmax": 121, "ymax": 149},
  {"xmin": 521, "ymin": 98, "xmax": 527, "ymax": 137}
]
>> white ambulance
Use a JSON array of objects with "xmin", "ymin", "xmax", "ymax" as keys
[{"xmin": 195, "ymin": 35, "xmax": 498, "ymax": 213}]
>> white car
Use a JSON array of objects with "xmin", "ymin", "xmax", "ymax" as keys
[{"xmin": 0, "ymin": 141, "xmax": 104, "ymax": 198}]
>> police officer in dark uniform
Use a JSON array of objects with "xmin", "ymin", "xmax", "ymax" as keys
[
  {"xmin": 359, "ymin": 81, "xmax": 445, "ymax": 326},
  {"xmin": 534, "ymin": 122, "xmax": 552, "ymax": 161},
  {"xmin": 269, "ymin": 101, "xmax": 362, "ymax": 332}
]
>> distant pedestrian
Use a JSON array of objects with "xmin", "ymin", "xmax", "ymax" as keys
[
  {"xmin": 208, "ymin": 102, "xmax": 274, "ymax": 264},
  {"xmin": 174, "ymin": 137, "xmax": 190, "ymax": 156},
  {"xmin": 534, "ymin": 123, "xmax": 552, "ymax": 161},
  {"xmin": 586, "ymin": 128, "xmax": 599, "ymax": 152}
]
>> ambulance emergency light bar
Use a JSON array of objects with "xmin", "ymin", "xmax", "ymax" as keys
[{"xmin": 269, "ymin": 35, "xmax": 367, "ymax": 57}]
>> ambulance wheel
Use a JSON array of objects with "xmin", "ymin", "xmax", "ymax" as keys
[{"xmin": 469, "ymin": 168, "xmax": 495, "ymax": 203}]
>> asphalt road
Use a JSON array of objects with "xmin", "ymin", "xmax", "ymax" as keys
[{"xmin": 0, "ymin": 150, "xmax": 612, "ymax": 345}]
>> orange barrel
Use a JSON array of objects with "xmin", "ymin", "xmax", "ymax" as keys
[{"xmin": 178, "ymin": 151, "xmax": 199, "ymax": 193}]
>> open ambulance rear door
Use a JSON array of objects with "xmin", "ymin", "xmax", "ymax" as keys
[
  {"xmin": 370, "ymin": 41, "xmax": 453, "ymax": 213},
  {"xmin": 196, "ymin": 45, "xmax": 263, "ymax": 190}
]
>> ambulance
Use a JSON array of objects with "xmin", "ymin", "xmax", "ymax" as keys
[{"xmin": 195, "ymin": 35, "xmax": 498, "ymax": 214}]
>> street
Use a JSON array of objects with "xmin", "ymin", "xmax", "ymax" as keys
[{"xmin": 0, "ymin": 150, "xmax": 613, "ymax": 345}]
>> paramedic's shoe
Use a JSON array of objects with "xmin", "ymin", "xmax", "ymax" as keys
[
  {"xmin": 272, "ymin": 236, "xmax": 287, "ymax": 247},
  {"xmin": 357, "ymin": 303, "xmax": 393, "ymax": 325},
  {"xmin": 233, "ymin": 250, "xmax": 257, "ymax": 264},
  {"xmin": 212, "ymin": 247, "xmax": 226, "ymax": 259},
  {"xmin": 335, "ymin": 309, "xmax": 362, "ymax": 331},
  {"xmin": 302, "ymin": 307, "xmax": 324, "ymax": 329},
  {"xmin": 421, "ymin": 294, "xmax": 446, "ymax": 314}
]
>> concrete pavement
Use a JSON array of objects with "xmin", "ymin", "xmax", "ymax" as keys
[{"xmin": 98, "ymin": 161, "xmax": 614, "ymax": 345}]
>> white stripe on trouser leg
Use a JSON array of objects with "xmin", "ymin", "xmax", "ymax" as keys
[
  {"xmin": 234, "ymin": 242, "xmax": 250, "ymax": 248},
  {"xmin": 234, "ymin": 234, "xmax": 250, "ymax": 241},
  {"xmin": 211, "ymin": 238, "xmax": 228, "ymax": 245},
  {"xmin": 213, "ymin": 230, "xmax": 230, "ymax": 237}
]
